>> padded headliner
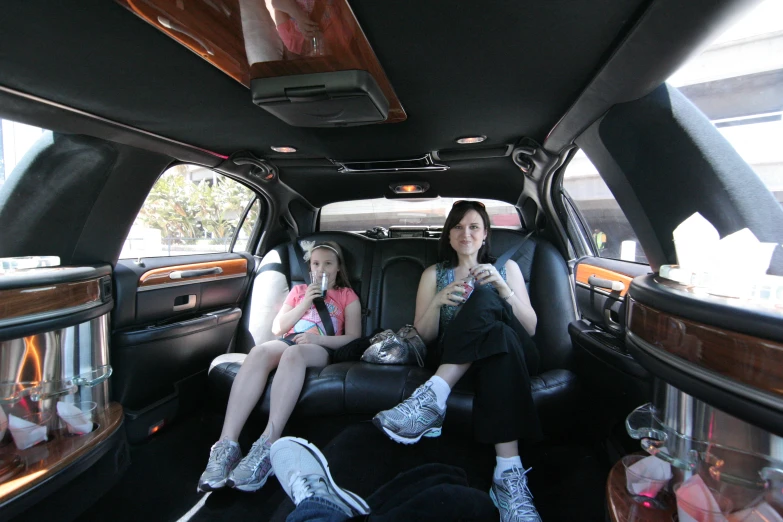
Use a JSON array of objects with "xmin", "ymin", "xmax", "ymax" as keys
[{"xmin": 0, "ymin": 0, "xmax": 645, "ymax": 161}]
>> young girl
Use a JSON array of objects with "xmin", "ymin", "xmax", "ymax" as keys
[{"xmin": 198, "ymin": 241, "xmax": 361, "ymax": 493}]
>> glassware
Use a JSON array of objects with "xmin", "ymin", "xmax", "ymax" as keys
[
  {"xmin": 57, "ymin": 401, "xmax": 97, "ymax": 435},
  {"xmin": 622, "ymin": 454, "xmax": 672, "ymax": 505},
  {"xmin": 461, "ymin": 276, "xmax": 476, "ymax": 300},
  {"xmin": 674, "ymin": 481, "xmax": 732, "ymax": 521},
  {"xmin": 9, "ymin": 411, "xmax": 50, "ymax": 450}
]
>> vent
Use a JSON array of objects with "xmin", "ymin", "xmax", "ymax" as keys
[{"xmin": 335, "ymin": 154, "xmax": 448, "ymax": 173}]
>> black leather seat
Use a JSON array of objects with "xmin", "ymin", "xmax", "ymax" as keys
[{"xmin": 209, "ymin": 230, "xmax": 581, "ymax": 436}]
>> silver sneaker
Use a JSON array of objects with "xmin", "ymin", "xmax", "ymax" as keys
[
  {"xmin": 197, "ymin": 439, "xmax": 242, "ymax": 492},
  {"xmin": 490, "ymin": 467, "xmax": 542, "ymax": 522},
  {"xmin": 227, "ymin": 435, "xmax": 274, "ymax": 492},
  {"xmin": 271, "ymin": 436, "xmax": 370, "ymax": 516},
  {"xmin": 372, "ymin": 381, "xmax": 446, "ymax": 444}
]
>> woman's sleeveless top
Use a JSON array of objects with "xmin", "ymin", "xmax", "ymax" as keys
[{"xmin": 435, "ymin": 262, "xmax": 507, "ymax": 330}]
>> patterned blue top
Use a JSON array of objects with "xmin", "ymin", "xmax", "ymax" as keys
[{"xmin": 435, "ymin": 262, "xmax": 507, "ymax": 330}]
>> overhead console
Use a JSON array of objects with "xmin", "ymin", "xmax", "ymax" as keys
[
  {"xmin": 116, "ymin": 0, "xmax": 406, "ymax": 124},
  {"xmin": 252, "ymin": 70, "xmax": 389, "ymax": 127}
]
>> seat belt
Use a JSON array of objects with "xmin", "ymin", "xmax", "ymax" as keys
[
  {"xmin": 493, "ymin": 230, "xmax": 535, "ymax": 270},
  {"xmin": 283, "ymin": 220, "xmax": 336, "ymax": 336}
]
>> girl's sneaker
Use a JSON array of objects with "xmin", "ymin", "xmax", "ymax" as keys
[
  {"xmin": 227, "ymin": 435, "xmax": 274, "ymax": 492},
  {"xmin": 197, "ymin": 439, "xmax": 242, "ymax": 492}
]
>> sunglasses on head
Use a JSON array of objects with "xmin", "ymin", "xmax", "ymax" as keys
[{"xmin": 452, "ymin": 200, "xmax": 486, "ymax": 209}]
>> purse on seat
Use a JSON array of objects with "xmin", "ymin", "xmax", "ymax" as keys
[{"xmin": 361, "ymin": 325, "xmax": 427, "ymax": 367}]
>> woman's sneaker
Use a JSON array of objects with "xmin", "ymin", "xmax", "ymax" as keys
[
  {"xmin": 372, "ymin": 381, "xmax": 446, "ymax": 444},
  {"xmin": 490, "ymin": 466, "xmax": 542, "ymax": 522},
  {"xmin": 227, "ymin": 435, "xmax": 274, "ymax": 492},
  {"xmin": 271, "ymin": 436, "xmax": 370, "ymax": 516},
  {"xmin": 197, "ymin": 439, "xmax": 242, "ymax": 492}
]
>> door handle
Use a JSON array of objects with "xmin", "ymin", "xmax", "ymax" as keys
[
  {"xmin": 170, "ymin": 267, "xmax": 223, "ymax": 279},
  {"xmin": 173, "ymin": 295, "xmax": 197, "ymax": 312},
  {"xmin": 588, "ymin": 275, "xmax": 625, "ymax": 292}
]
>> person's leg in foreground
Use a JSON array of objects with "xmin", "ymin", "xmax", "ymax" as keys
[{"xmin": 271, "ymin": 436, "xmax": 370, "ymax": 522}]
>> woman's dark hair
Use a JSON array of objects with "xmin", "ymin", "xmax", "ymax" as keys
[
  {"xmin": 438, "ymin": 201, "xmax": 493, "ymax": 266},
  {"xmin": 310, "ymin": 241, "xmax": 352, "ymax": 289}
]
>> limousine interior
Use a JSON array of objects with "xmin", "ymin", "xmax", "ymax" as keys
[{"xmin": 1, "ymin": 0, "xmax": 782, "ymax": 520}]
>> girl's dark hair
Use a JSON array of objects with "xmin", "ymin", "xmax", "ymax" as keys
[
  {"xmin": 437, "ymin": 201, "xmax": 493, "ymax": 266},
  {"xmin": 310, "ymin": 241, "xmax": 352, "ymax": 289}
]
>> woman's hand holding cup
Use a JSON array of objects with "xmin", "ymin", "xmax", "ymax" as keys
[
  {"xmin": 470, "ymin": 264, "xmax": 507, "ymax": 291},
  {"xmin": 437, "ymin": 281, "xmax": 467, "ymax": 307}
]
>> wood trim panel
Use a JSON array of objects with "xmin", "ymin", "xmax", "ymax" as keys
[
  {"xmin": 576, "ymin": 264, "xmax": 634, "ymax": 297},
  {"xmin": 138, "ymin": 258, "xmax": 248, "ymax": 288},
  {"xmin": 628, "ymin": 298, "xmax": 783, "ymax": 398},
  {"xmin": 116, "ymin": 0, "xmax": 406, "ymax": 123},
  {"xmin": 0, "ymin": 279, "xmax": 101, "ymax": 321},
  {"xmin": 0, "ymin": 402, "xmax": 123, "ymax": 502},
  {"xmin": 606, "ymin": 454, "xmax": 675, "ymax": 521}
]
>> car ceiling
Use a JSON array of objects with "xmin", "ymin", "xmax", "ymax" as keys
[{"xmin": 0, "ymin": 0, "xmax": 647, "ymax": 163}]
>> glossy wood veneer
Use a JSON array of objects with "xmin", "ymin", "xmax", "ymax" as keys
[
  {"xmin": 138, "ymin": 258, "xmax": 247, "ymax": 288},
  {"xmin": 0, "ymin": 279, "xmax": 101, "ymax": 321},
  {"xmin": 117, "ymin": 0, "xmax": 406, "ymax": 123},
  {"xmin": 0, "ymin": 402, "xmax": 123, "ymax": 502},
  {"xmin": 607, "ymin": 456, "xmax": 676, "ymax": 522},
  {"xmin": 575, "ymin": 264, "xmax": 634, "ymax": 297},
  {"xmin": 627, "ymin": 298, "xmax": 783, "ymax": 398}
]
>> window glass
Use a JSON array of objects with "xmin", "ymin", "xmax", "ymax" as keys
[
  {"xmin": 120, "ymin": 165, "xmax": 257, "ymax": 258},
  {"xmin": 562, "ymin": 152, "xmax": 649, "ymax": 264},
  {"xmin": 235, "ymin": 198, "xmax": 261, "ymax": 253},
  {"xmin": 0, "ymin": 118, "xmax": 46, "ymax": 190},
  {"xmin": 0, "ymin": 119, "xmax": 60, "ymax": 270},
  {"xmin": 669, "ymin": 0, "xmax": 782, "ymax": 204},
  {"xmin": 320, "ymin": 198, "xmax": 521, "ymax": 232}
]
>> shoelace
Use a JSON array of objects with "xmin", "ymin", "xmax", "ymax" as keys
[
  {"xmin": 234, "ymin": 438, "xmax": 269, "ymax": 473},
  {"xmin": 289, "ymin": 472, "xmax": 332, "ymax": 504},
  {"xmin": 395, "ymin": 384, "xmax": 435, "ymax": 418},
  {"xmin": 206, "ymin": 441, "xmax": 235, "ymax": 472},
  {"xmin": 504, "ymin": 467, "xmax": 538, "ymax": 518}
]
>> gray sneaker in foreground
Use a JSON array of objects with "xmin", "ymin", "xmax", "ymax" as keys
[
  {"xmin": 372, "ymin": 381, "xmax": 446, "ymax": 444},
  {"xmin": 271, "ymin": 436, "xmax": 370, "ymax": 516},
  {"xmin": 198, "ymin": 439, "xmax": 242, "ymax": 492},
  {"xmin": 490, "ymin": 466, "xmax": 542, "ymax": 522},
  {"xmin": 227, "ymin": 435, "xmax": 274, "ymax": 492}
]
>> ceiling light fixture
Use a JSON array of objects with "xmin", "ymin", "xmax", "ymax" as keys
[
  {"xmin": 456, "ymin": 136, "xmax": 486, "ymax": 144},
  {"xmin": 271, "ymin": 146, "xmax": 297, "ymax": 153},
  {"xmin": 390, "ymin": 183, "xmax": 430, "ymax": 194}
]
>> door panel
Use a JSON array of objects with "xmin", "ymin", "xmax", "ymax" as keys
[
  {"xmin": 112, "ymin": 253, "xmax": 254, "ymax": 438},
  {"xmin": 570, "ymin": 256, "xmax": 653, "ymax": 410}
]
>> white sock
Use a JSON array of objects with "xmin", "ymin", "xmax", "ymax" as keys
[
  {"xmin": 494, "ymin": 456, "xmax": 523, "ymax": 481},
  {"xmin": 427, "ymin": 376, "xmax": 451, "ymax": 409}
]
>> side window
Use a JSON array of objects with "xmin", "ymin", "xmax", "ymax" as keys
[
  {"xmin": 120, "ymin": 164, "xmax": 260, "ymax": 259},
  {"xmin": 562, "ymin": 151, "xmax": 649, "ymax": 264}
]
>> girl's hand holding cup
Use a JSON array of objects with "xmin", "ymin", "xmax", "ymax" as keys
[{"xmin": 437, "ymin": 281, "xmax": 467, "ymax": 307}]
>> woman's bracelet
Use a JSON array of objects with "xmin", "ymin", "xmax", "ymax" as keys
[{"xmin": 502, "ymin": 290, "xmax": 515, "ymax": 301}]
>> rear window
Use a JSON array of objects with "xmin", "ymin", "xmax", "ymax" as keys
[{"xmin": 320, "ymin": 198, "xmax": 521, "ymax": 232}]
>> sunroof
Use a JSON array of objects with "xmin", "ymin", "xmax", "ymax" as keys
[{"xmin": 116, "ymin": 0, "xmax": 406, "ymax": 123}]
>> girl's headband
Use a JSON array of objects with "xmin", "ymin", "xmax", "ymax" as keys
[{"xmin": 300, "ymin": 240, "xmax": 340, "ymax": 262}]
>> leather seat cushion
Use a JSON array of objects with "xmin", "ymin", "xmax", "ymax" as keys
[{"xmin": 209, "ymin": 355, "xmax": 581, "ymax": 435}]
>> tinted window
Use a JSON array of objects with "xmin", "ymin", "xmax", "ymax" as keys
[
  {"xmin": 120, "ymin": 165, "xmax": 258, "ymax": 258},
  {"xmin": 320, "ymin": 198, "xmax": 521, "ymax": 232}
]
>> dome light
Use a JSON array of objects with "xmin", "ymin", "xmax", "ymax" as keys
[
  {"xmin": 271, "ymin": 146, "xmax": 297, "ymax": 153},
  {"xmin": 456, "ymin": 136, "xmax": 486, "ymax": 144}
]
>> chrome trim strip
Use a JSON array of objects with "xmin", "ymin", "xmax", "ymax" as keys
[
  {"xmin": 0, "ymin": 300, "xmax": 102, "ymax": 328},
  {"xmin": 334, "ymin": 153, "xmax": 449, "ymax": 173},
  {"xmin": 627, "ymin": 330, "xmax": 783, "ymax": 412},
  {"xmin": 137, "ymin": 272, "xmax": 246, "ymax": 292}
]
